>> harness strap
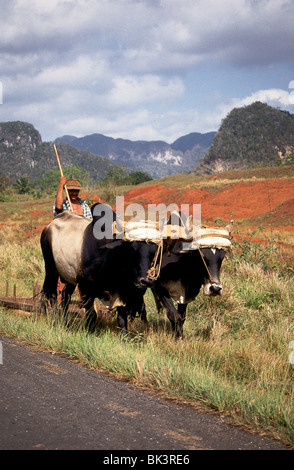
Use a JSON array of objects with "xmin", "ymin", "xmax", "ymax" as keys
[{"xmin": 198, "ymin": 248, "xmax": 215, "ymax": 284}]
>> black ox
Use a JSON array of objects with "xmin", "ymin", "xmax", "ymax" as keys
[
  {"xmin": 40, "ymin": 203, "xmax": 162, "ymax": 335},
  {"xmin": 151, "ymin": 212, "xmax": 232, "ymax": 337}
]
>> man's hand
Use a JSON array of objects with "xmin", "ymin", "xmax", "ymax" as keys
[{"xmin": 59, "ymin": 176, "xmax": 67, "ymax": 187}]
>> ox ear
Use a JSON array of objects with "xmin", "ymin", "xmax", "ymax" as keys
[
  {"xmin": 162, "ymin": 238, "xmax": 183, "ymax": 254},
  {"xmin": 115, "ymin": 217, "xmax": 125, "ymax": 234},
  {"xmin": 100, "ymin": 240, "xmax": 123, "ymax": 249},
  {"xmin": 159, "ymin": 217, "xmax": 166, "ymax": 232},
  {"xmin": 225, "ymin": 219, "xmax": 234, "ymax": 237},
  {"xmin": 185, "ymin": 215, "xmax": 193, "ymax": 233},
  {"xmin": 171, "ymin": 240, "xmax": 185, "ymax": 253}
]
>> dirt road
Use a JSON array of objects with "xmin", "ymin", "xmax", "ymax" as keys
[{"xmin": 0, "ymin": 335, "xmax": 287, "ymax": 452}]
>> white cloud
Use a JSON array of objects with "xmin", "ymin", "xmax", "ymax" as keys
[
  {"xmin": 239, "ymin": 89, "xmax": 292, "ymax": 107},
  {"xmin": 0, "ymin": 0, "xmax": 293, "ymax": 143},
  {"xmin": 35, "ymin": 55, "xmax": 110, "ymax": 88},
  {"xmin": 108, "ymin": 75, "xmax": 185, "ymax": 108}
]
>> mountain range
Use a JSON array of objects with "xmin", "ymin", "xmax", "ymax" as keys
[
  {"xmin": 0, "ymin": 121, "xmax": 118, "ymax": 182},
  {"xmin": 0, "ymin": 102, "xmax": 293, "ymax": 183},
  {"xmin": 54, "ymin": 132, "xmax": 216, "ymax": 178}
]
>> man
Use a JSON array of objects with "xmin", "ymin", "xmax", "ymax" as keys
[
  {"xmin": 53, "ymin": 176, "xmax": 92, "ymax": 219},
  {"xmin": 53, "ymin": 176, "xmax": 92, "ymax": 305}
]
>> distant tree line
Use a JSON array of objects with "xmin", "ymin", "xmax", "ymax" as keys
[
  {"xmin": 100, "ymin": 165, "xmax": 152, "ymax": 186},
  {"xmin": 0, "ymin": 164, "xmax": 152, "ymax": 199}
]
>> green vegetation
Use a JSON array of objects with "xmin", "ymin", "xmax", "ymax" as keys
[
  {"xmin": 0, "ymin": 216, "xmax": 293, "ymax": 447},
  {"xmin": 35, "ymin": 165, "xmax": 92, "ymax": 193},
  {"xmin": 0, "ymin": 163, "xmax": 151, "ymax": 206},
  {"xmin": 13, "ymin": 177, "xmax": 33, "ymax": 194},
  {"xmin": 0, "ymin": 121, "xmax": 120, "ymax": 182},
  {"xmin": 101, "ymin": 165, "xmax": 152, "ymax": 186}
]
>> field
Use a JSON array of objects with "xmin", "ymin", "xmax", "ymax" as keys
[{"xmin": 0, "ymin": 165, "xmax": 293, "ymax": 447}]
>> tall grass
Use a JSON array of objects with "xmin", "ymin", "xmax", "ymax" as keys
[
  {"xmin": 0, "ymin": 226, "xmax": 293, "ymax": 447},
  {"xmin": 0, "ymin": 229, "xmax": 44, "ymax": 297}
]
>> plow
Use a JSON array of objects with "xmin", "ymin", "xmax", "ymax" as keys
[
  {"xmin": 0, "ymin": 281, "xmax": 108, "ymax": 317},
  {"xmin": 0, "ymin": 281, "xmax": 42, "ymax": 313}
]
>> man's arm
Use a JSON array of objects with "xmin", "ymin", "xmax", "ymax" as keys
[{"xmin": 56, "ymin": 176, "xmax": 67, "ymax": 210}]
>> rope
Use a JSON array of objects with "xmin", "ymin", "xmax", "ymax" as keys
[
  {"xmin": 147, "ymin": 240, "xmax": 163, "ymax": 280},
  {"xmin": 198, "ymin": 248, "xmax": 215, "ymax": 284},
  {"xmin": 115, "ymin": 219, "xmax": 231, "ymax": 284},
  {"xmin": 117, "ymin": 220, "xmax": 164, "ymax": 281}
]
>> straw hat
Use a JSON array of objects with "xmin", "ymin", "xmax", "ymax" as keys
[{"xmin": 65, "ymin": 179, "xmax": 82, "ymax": 190}]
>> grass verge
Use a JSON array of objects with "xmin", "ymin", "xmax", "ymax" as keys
[
  {"xmin": 0, "ymin": 210, "xmax": 293, "ymax": 448},
  {"xmin": 0, "ymin": 262, "xmax": 293, "ymax": 449}
]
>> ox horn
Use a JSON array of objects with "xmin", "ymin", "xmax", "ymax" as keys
[{"xmin": 225, "ymin": 219, "xmax": 234, "ymax": 237}]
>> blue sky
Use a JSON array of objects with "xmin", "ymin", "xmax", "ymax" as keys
[{"xmin": 0, "ymin": 0, "xmax": 293, "ymax": 143}]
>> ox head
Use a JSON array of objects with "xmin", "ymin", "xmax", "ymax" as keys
[
  {"xmin": 178, "ymin": 225, "xmax": 232, "ymax": 297},
  {"xmin": 199, "ymin": 247, "xmax": 227, "ymax": 296},
  {"xmin": 124, "ymin": 221, "xmax": 163, "ymax": 289},
  {"xmin": 127, "ymin": 240, "xmax": 161, "ymax": 288},
  {"xmin": 198, "ymin": 229, "xmax": 232, "ymax": 296}
]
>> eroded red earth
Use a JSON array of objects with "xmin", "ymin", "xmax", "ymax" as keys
[
  {"xmin": 123, "ymin": 179, "xmax": 294, "ymax": 224},
  {"xmin": 17, "ymin": 176, "xmax": 293, "ymax": 244}
]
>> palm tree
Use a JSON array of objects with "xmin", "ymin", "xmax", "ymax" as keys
[{"xmin": 14, "ymin": 177, "xmax": 33, "ymax": 194}]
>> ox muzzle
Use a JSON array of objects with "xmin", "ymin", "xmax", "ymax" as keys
[
  {"xmin": 203, "ymin": 281, "xmax": 223, "ymax": 296},
  {"xmin": 135, "ymin": 277, "xmax": 154, "ymax": 289}
]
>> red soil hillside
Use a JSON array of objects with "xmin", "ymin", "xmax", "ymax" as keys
[
  {"xmin": 122, "ymin": 177, "xmax": 294, "ymax": 226},
  {"xmin": 1, "ymin": 170, "xmax": 292, "ymax": 244}
]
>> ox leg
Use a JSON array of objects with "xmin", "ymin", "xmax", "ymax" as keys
[
  {"xmin": 41, "ymin": 271, "xmax": 59, "ymax": 313},
  {"xmin": 117, "ymin": 307, "xmax": 128, "ymax": 337},
  {"xmin": 61, "ymin": 282, "xmax": 76, "ymax": 322},
  {"xmin": 78, "ymin": 284, "xmax": 97, "ymax": 332},
  {"xmin": 177, "ymin": 304, "xmax": 187, "ymax": 338},
  {"xmin": 167, "ymin": 309, "xmax": 184, "ymax": 338},
  {"xmin": 40, "ymin": 234, "xmax": 59, "ymax": 313},
  {"xmin": 154, "ymin": 289, "xmax": 183, "ymax": 338},
  {"xmin": 151, "ymin": 288, "xmax": 164, "ymax": 315},
  {"xmin": 153, "ymin": 283, "xmax": 183, "ymax": 337},
  {"xmin": 85, "ymin": 302, "xmax": 96, "ymax": 332},
  {"xmin": 78, "ymin": 298, "xmax": 96, "ymax": 332},
  {"xmin": 82, "ymin": 297, "xmax": 96, "ymax": 332},
  {"xmin": 130, "ymin": 293, "xmax": 148, "ymax": 324},
  {"xmin": 165, "ymin": 308, "xmax": 184, "ymax": 337},
  {"xmin": 140, "ymin": 302, "xmax": 148, "ymax": 323}
]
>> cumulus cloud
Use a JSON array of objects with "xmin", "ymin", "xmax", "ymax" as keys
[
  {"xmin": 239, "ymin": 89, "xmax": 292, "ymax": 108},
  {"xmin": 0, "ymin": 0, "xmax": 293, "ymax": 142},
  {"xmin": 108, "ymin": 75, "xmax": 185, "ymax": 108}
]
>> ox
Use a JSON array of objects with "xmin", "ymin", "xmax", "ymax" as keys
[
  {"xmin": 152, "ymin": 212, "xmax": 232, "ymax": 337},
  {"xmin": 40, "ymin": 203, "xmax": 162, "ymax": 335}
]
